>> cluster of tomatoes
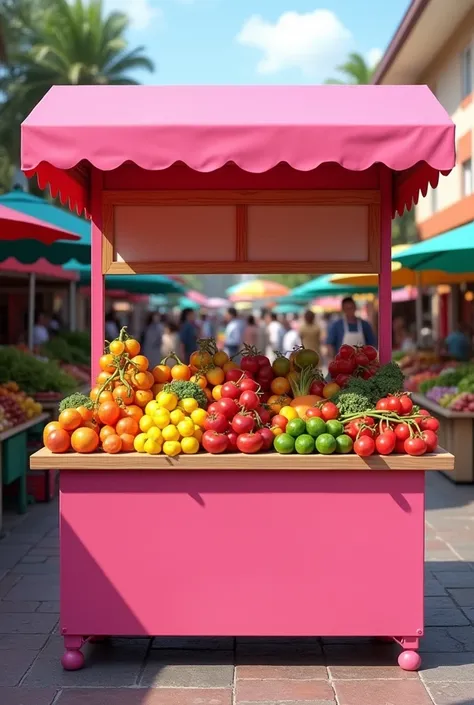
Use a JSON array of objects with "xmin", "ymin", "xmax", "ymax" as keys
[
  {"xmin": 342, "ymin": 393, "xmax": 440, "ymax": 457},
  {"xmin": 328, "ymin": 344, "xmax": 379, "ymax": 388}
]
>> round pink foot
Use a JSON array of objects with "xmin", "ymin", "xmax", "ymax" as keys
[
  {"xmin": 398, "ymin": 650, "xmax": 421, "ymax": 671},
  {"xmin": 61, "ymin": 649, "xmax": 85, "ymax": 671}
]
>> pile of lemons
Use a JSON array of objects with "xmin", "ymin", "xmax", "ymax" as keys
[{"xmin": 133, "ymin": 390, "xmax": 207, "ymax": 457}]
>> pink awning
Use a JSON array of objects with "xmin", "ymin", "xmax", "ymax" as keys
[
  {"xmin": 21, "ymin": 85, "xmax": 455, "ymax": 217},
  {"xmin": 0, "ymin": 203, "xmax": 79, "ymax": 243}
]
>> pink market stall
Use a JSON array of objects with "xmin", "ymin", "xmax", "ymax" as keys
[{"xmin": 25, "ymin": 85, "xmax": 455, "ymax": 672}]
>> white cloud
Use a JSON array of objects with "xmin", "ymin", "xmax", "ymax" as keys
[
  {"xmin": 367, "ymin": 47, "xmax": 383, "ymax": 68},
  {"xmin": 236, "ymin": 9, "xmax": 353, "ymax": 77},
  {"xmin": 103, "ymin": 0, "xmax": 162, "ymax": 30}
]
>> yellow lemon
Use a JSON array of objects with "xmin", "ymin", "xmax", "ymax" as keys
[
  {"xmin": 134, "ymin": 432, "xmax": 148, "ymax": 452},
  {"xmin": 193, "ymin": 425, "xmax": 203, "ymax": 442},
  {"xmin": 280, "ymin": 405, "xmax": 298, "ymax": 421},
  {"xmin": 177, "ymin": 417, "xmax": 195, "ymax": 437},
  {"xmin": 181, "ymin": 436, "xmax": 199, "ymax": 454},
  {"xmin": 170, "ymin": 408, "xmax": 185, "ymax": 425},
  {"xmin": 156, "ymin": 391, "xmax": 178, "ymax": 411},
  {"xmin": 147, "ymin": 426, "xmax": 162, "ymax": 442},
  {"xmin": 162, "ymin": 424, "xmax": 180, "ymax": 442},
  {"xmin": 145, "ymin": 400, "xmax": 159, "ymax": 417},
  {"xmin": 212, "ymin": 385, "xmax": 222, "ymax": 401},
  {"xmin": 191, "ymin": 408, "xmax": 208, "ymax": 428},
  {"xmin": 153, "ymin": 408, "xmax": 171, "ymax": 429},
  {"xmin": 179, "ymin": 397, "xmax": 199, "ymax": 413},
  {"xmin": 163, "ymin": 440, "xmax": 181, "ymax": 457},
  {"xmin": 144, "ymin": 438, "xmax": 162, "ymax": 455},
  {"xmin": 139, "ymin": 415, "xmax": 155, "ymax": 433}
]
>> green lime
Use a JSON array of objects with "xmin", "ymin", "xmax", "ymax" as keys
[
  {"xmin": 326, "ymin": 420, "xmax": 344, "ymax": 438},
  {"xmin": 306, "ymin": 417, "xmax": 327, "ymax": 438},
  {"xmin": 273, "ymin": 433, "xmax": 295, "ymax": 454},
  {"xmin": 335, "ymin": 434, "xmax": 353, "ymax": 454},
  {"xmin": 295, "ymin": 434, "xmax": 315, "ymax": 455},
  {"xmin": 315, "ymin": 433, "xmax": 337, "ymax": 455},
  {"xmin": 286, "ymin": 418, "xmax": 306, "ymax": 437}
]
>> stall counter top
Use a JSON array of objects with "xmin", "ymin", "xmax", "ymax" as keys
[{"xmin": 30, "ymin": 446, "xmax": 454, "ymax": 472}]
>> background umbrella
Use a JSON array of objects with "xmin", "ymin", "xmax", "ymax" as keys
[
  {"xmin": 65, "ymin": 261, "xmax": 185, "ymax": 294},
  {"xmin": 179, "ymin": 296, "xmax": 201, "ymax": 311},
  {"xmin": 0, "ymin": 202, "xmax": 79, "ymax": 244},
  {"xmin": 227, "ymin": 279, "xmax": 290, "ymax": 301},
  {"xmin": 395, "ymin": 222, "xmax": 474, "ymax": 273},
  {"xmin": 288, "ymin": 275, "xmax": 377, "ymax": 301},
  {"xmin": 273, "ymin": 302, "xmax": 304, "ymax": 315}
]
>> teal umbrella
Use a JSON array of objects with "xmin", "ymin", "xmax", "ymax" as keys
[
  {"xmin": 179, "ymin": 297, "xmax": 200, "ymax": 310},
  {"xmin": 273, "ymin": 303, "xmax": 304, "ymax": 314},
  {"xmin": 0, "ymin": 190, "xmax": 90, "ymax": 264},
  {"xmin": 288, "ymin": 275, "xmax": 377, "ymax": 301},
  {"xmin": 65, "ymin": 261, "xmax": 185, "ymax": 294},
  {"xmin": 395, "ymin": 221, "xmax": 474, "ymax": 273}
]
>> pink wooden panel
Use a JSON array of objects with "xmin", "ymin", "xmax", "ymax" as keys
[
  {"xmin": 247, "ymin": 205, "xmax": 368, "ymax": 262},
  {"xmin": 114, "ymin": 205, "xmax": 235, "ymax": 262},
  {"xmin": 104, "ymin": 163, "xmax": 380, "ymax": 191},
  {"xmin": 60, "ymin": 470, "xmax": 424, "ymax": 638}
]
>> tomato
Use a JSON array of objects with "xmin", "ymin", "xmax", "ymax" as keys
[
  {"xmin": 216, "ymin": 397, "xmax": 239, "ymax": 419},
  {"xmin": 116, "ymin": 416, "xmax": 139, "ymax": 437},
  {"xmin": 202, "ymin": 430, "xmax": 228, "ymax": 454},
  {"xmin": 99, "ymin": 353, "xmax": 115, "ymax": 373},
  {"xmin": 386, "ymin": 396, "xmax": 402, "ymax": 414},
  {"xmin": 109, "ymin": 339, "xmax": 124, "ymax": 355},
  {"xmin": 207, "ymin": 402, "xmax": 220, "ymax": 415},
  {"xmin": 375, "ymin": 430, "xmax": 396, "ymax": 455},
  {"xmin": 270, "ymin": 377, "xmax": 291, "ymax": 396},
  {"xmin": 171, "ymin": 364, "xmax": 191, "ymax": 381},
  {"xmin": 226, "ymin": 430, "xmax": 239, "ymax": 452},
  {"xmin": 241, "ymin": 356, "xmax": 259, "ymax": 374},
  {"xmin": 306, "ymin": 406, "xmax": 322, "ymax": 419},
  {"xmin": 362, "ymin": 345, "xmax": 378, "ymax": 361},
  {"xmin": 273, "ymin": 356, "xmax": 291, "ymax": 377},
  {"xmin": 98, "ymin": 401, "xmax": 121, "ymax": 426},
  {"xmin": 394, "ymin": 423, "xmax": 411, "ymax": 441},
  {"xmin": 226, "ymin": 368, "xmax": 244, "ymax": 383},
  {"xmin": 257, "ymin": 427, "xmax": 274, "ymax": 450},
  {"xmin": 398, "ymin": 395, "xmax": 413, "ymax": 416},
  {"xmin": 76, "ymin": 406, "xmax": 93, "ymax": 423},
  {"xmin": 45, "ymin": 428, "xmax": 71, "ymax": 453},
  {"xmin": 267, "ymin": 394, "xmax": 291, "ymax": 415},
  {"xmin": 213, "ymin": 350, "xmax": 229, "ymax": 367},
  {"xmin": 361, "ymin": 369, "xmax": 374, "ymax": 380},
  {"xmin": 130, "ymin": 355, "xmax": 149, "ymax": 373},
  {"xmin": 204, "ymin": 412, "xmax": 229, "ymax": 434},
  {"xmin": 100, "ymin": 425, "xmax": 116, "ymax": 443},
  {"xmin": 344, "ymin": 421, "xmax": 358, "ymax": 441},
  {"xmin": 71, "ymin": 427, "xmax": 99, "ymax": 453},
  {"xmin": 323, "ymin": 382, "xmax": 340, "ymax": 399},
  {"xmin": 132, "ymin": 371, "xmax": 155, "ymax": 390},
  {"xmin": 420, "ymin": 416, "xmax": 440, "ymax": 433},
  {"xmin": 221, "ymin": 381, "xmax": 240, "ymax": 400},
  {"xmin": 336, "ymin": 358, "xmax": 355, "ymax": 375},
  {"xmin": 58, "ymin": 408, "xmax": 82, "ymax": 432},
  {"xmin": 404, "ymin": 437, "xmax": 427, "ymax": 456},
  {"xmin": 256, "ymin": 406, "xmax": 271, "ymax": 425},
  {"xmin": 206, "ymin": 366, "xmax": 225, "ymax": 386},
  {"xmin": 421, "ymin": 430, "xmax": 438, "ymax": 452},
  {"xmin": 113, "ymin": 384, "xmax": 135, "ymax": 405},
  {"xmin": 335, "ymin": 374, "xmax": 350, "ymax": 388},
  {"xmin": 152, "ymin": 364, "xmax": 172, "ymax": 384},
  {"xmin": 419, "ymin": 409, "xmax": 430, "ymax": 417},
  {"xmin": 240, "ymin": 378, "xmax": 260, "ymax": 393},
  {"xmin": 119, "ymin": 433, "xmax": 135, "ymax": 452},
  {"xmin": 134, "ymin": 389, "xmax": 153, "ymax": 407},
  {"xmin": 272, "ymin": 414, "xmax": 288, "ymax": 431},
  {"xmin": 102, "ymin": 434, "xmax": 122, "ymax": 454},
  {"xmin": 43, "ymin": 421, "xmax": 61, "ymax": 443},
  {"xmin": 354, "ymin": 352, "xmax": 369, "ymax": 368},
  {"xmin": 354, "ymin": 436, "xmax": 375, "ymax": 457},
  {"xmin": 231, "ymin": 413, "xmax": 255, "ymax": 434},
  {"xmin": 309, "ymin": 380, "xmax": 325, "ymax": 397},
  {"xmin": 321, "ymin": 401, "xmax": 339, "ymax": 421},
  {"xmin": 124, "ymin": 338, "xmax": 141, "ymax": 357},
  {"xmin": 375, "ymin": 398, "xmax": 390, "ymax": 411},
  {"xmin": 395, "ymin": 438, "xmax": 406, "ymax": 453},
  {"xmin": 190, "ymin": 350, "xmax": 213, "ymax": 369},
  {"xmin": 339, "ymin": 344, "xmax": 355, "ymax": 360},
  {"xmin": 239, "ymin": 390, "xmax": 260, "ymax": 411}
]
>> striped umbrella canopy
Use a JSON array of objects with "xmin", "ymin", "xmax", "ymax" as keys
[{"xmin": 227, "ymin": 279, "xmax": 289, "ymax": 301}]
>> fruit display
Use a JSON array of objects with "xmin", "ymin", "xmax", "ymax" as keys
[
  {"xmin": 0, "ymin": 382, "xmax": 43, "ymax": 434},
  {"xmin": 328, "ymin": 344, "xmax": 379, "ymax": 387},
  {"xmin": 400, "ymin": 352, "xmax": 458, "ymax": 393},
  {"xmin": 0, "ymin": 347, "xmax": 78, "ymax": 397},
  {"xmin": 416, "ymin": 364, "xmax": 474, "ymax": 412}
]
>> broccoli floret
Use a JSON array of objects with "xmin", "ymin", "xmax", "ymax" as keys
[
  {"xmin": 336, "ymin": 392, "xmax": 373, "ymax": 416},
  {"xmin": 162, "ymin": 380, "xmax": 208, "ymax": 409},
  {"xmin": 59, "ymin": 393, "xmax": 93, "ymax": 413},
  {"xmin": 372, "ymin": 362, "xmax": 405, "ymax": 398}
]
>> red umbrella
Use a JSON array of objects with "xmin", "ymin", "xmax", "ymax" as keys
[{"xmin": 0, "ymin": 203, "xmax": 79, "ymax": 243}]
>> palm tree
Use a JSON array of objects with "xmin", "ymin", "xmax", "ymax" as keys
[
  {"xmin": 0, "ymin": 0, "xmax": 154, "ymax": 160},
  {"xmin": 325, "ymin": 52, "xmax": 374, "ymax": 85}
]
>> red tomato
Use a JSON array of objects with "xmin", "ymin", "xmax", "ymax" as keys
[
  {"xmin": 386, "ymin": 396, "xmax": 402, "ymax": 414},
  {"xmin": 240, "ymin": 378, "xmax": 260, "ymax": 393},
  {"xmin": 354, "ymin": 352, "xmax": 369, "ymax": 367},
  {"xmin": 354, "ymin": 436, "xmax": 375, "ymax": 457},
  {"xmin": 226, "ymin": 369, "xmax": 244, "ymax": 383},
  {"xmin": 241, "ymin": 356, "xmax": 259, "ymax": 374},
  {"xmin": 216, "ymin": 397, "xmax": 239, "ymax": 419},
  {"xmin": 239, "ymin": 390, "xmax": 260, "ymax": 411},
  {"xmin": 362, "ymin": 345, "xmax": 378, "ymax": 361},
  {"xmin": 257, "ymin": 366, "xmax": 274, "ymax": 383},
  {"xmin": 257, "ymin": 427, "xmax": 274, "ymax": 450},
  {"xmin": 337, "ymin": 358, "xmax": 356, "ymax": 375},
  {"xmin": 420, "ymin": 416, "xmax": 440, "ymax": 433},
  {"xmin": 345, "ymin": 421, "xmax": 358, "ymax": 440},
  {"xmin": 404, "ymin": 437, "xmax": 427, "ymax": 456},
  {"xmin": 272, "ymin": 414, "xmax": 288, "ymax": 430},
  {"xmin": 321, "ymin": 401, "xmax": 339, "ymax": 421},
  {"xmin": 375, "ymin": 430, "xmax": 396, "ymax": 455},
  {"xmin": 306, "ymin": 407, "xmax": 322, "ymax": 419},
  {"xmin": 255, "ymin": 354, "xmax": 270, "ymax": 368},
  {"xmin": 361, "ymin": 369, "xmax": 374, "ymax": 380},
  {"xmin": 339, "ymin": 344, "xmax": 355, "ymax": 360},
  {"xmin": 221, "ymin": 381, "xmax": 240, "ymax": 400},
  {"xmin": 418, "ymin": 409, "xmax": 430, "ymax": 417},
  {"xmin": 207, "ymin": 402, "xmax": 221, "ymax": 415},
  {"xmin": 394, "ymin": 423, "xmax": 411, "ymax": 441},
  {"xmin": 399, "ymin": 395, "xmax": 413, "ymax": 416},
  {"xmin": 231, "ymin": 413, "xmax": 255, "ymax": 434},
  {"xmin": 328, "ymin": 360, "xmax": 339, "ymax": 378},
  {"xmin": 421, "ymin": 430, "xmax": 438, "ymax": 453},
  {"xmin": 395, "ymin": 438, "xmax": 407, "ymax": 453},
  {"xmin": 335, "ymin": 374, "xmax": 350, "ymax": 388},
  {"xmin": 256, "ymin": 406, "xmax": 271, "ymax": 425},
  {"xmin": 202, "ymin": 430, "xmax": 229, "ymax": 454},
  {"xmin": 204, "ymin": 412, "xmax": 229, "ymax": 434},
  {"xmin": 310, "ymin": 380, "xmax": 325, "ymax": 396},
  {"xmin": 226, "ymin": 430, "xmax": 239, "ymax": 452},
  {"xmin": 237, "ymin": 432, "xmax": 263, "ymax": 454}
]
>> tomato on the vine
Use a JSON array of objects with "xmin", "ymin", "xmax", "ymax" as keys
[
  {"xmin": 240, "ymin": 378, "xmax": 260, "ymax": 393},
  {"xmin": 216, "ymin": 397, "xmax": 239, "ymax": 419},
  {"xmin": 321, "ymin": 401, "xmax": 339, "ymax": 421},
  {"xmin": 354, "ymin": 436, "xmax": 375, "ymax": 457},
  {"xmin": 257, "ymin": 427, "xmax": 274, "ymax": 450},
  {"xmin": 231, "ymin": 413, "xmax": 255, "ymax": 434},
  {"xmin": 272, "ymin": 414, "xmax": 288, "ymax": 431},
  {"xmin": 375, "ymin": 430, "xmax": 396, "ymax": 455},
  {"xmin": 386, "ymin": 396, "xmax": 402, "ymax": 414},
  {"xmin": 339, "ymin": 344, "xmax": 355, "ymax": 360},
  {"xmin": 204, "ymin": 412, "xmax": 229, "ymax": 434},
  {"xmin": 202, "ymin": 431, "xmax": 229, "ymax": 454},
  {"xmin": 226, "ymin": 430, "xmax": 239, "ymax": 452},
  {"xmin": 241, "ymin": 356, "xmax": 259, "ymax": 374},
  {"xmin": 404, "ymin": 437, "xmax": 427, "ymax": 456},
  {"xmin": 395, "ymin": 438, "xmax": 407, "ymax": 453},
  {"xmin": 221, "ymin": 381, "xmax": 240, "ymax": 400},
  {"xmin": 309, "ymin": 380, "xmax": 325, "ymax": 396},
  {"xmin": 237, "ymin": 432, "xmax": 263, "ymax": 454},
  {"xmin": 239, "ymin": 390, "xmax": 260, "ymax": 411},
  {"xmin": 420, "ymin": 416, "xmax": 440, "ymax": 433},
  {"xmin": 375, "ymin": 398, "xmax": 390, "ymax": 411},
  {"xmin": 421, "ymin": 430, "xmax": 438, "ymax": 453},
  {"xmin": 256, "ymin": 406, "xmax": 271, "ymax": 425},
  {"xmin": 394, "ymin": 423, "xmax": 411, "ymax": 441},
  {"xmin": 362, "ymin": 345, "xmax": 378, "ymax": 361},
  {"xmin": 354, "ymin": 352, "xmax": 370, "ymax": 367},
  {"xmin": 398, "ymin": 395, "xmax": 413, "ymax": 416}
]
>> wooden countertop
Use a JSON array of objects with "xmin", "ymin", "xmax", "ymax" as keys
[
  {"xmin": 413, "ymin": 393, "xmax": 474, "ymax": 419},
  {"xmin": 0, "ymin": 413, "xmax": 49, "ymax": 443},
  {"xmin": 30, "ymin": 446, "xmax": 454, "ymax": 472}
]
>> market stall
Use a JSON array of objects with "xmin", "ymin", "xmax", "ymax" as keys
[{"xmin": 25, "ymin": 84, "xmax": 455, "ymax": 672}]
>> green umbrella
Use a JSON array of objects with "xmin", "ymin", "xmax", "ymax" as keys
[
  {"xmin": 0, "ymin": 190, "xmax": 90, "ymax": 264},
  {"xmin": 179, "ymin": 297, "xmax": 200, "ymax": 310},
  {"xmin": 288, "ymin": 275, "xmax": 377, "ymax": 301},
  {"xmin": 395, "ymin": 222, "xmax": 474, "ymax": 273},
  {"xmin": 64, "ymin": 260, "xmax": 185, "ymax": 295},
  {"xmin": 273, "ymin": 303, "xmax": 304, "ymax": 314}
]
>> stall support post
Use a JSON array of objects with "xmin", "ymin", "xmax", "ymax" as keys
[
  {"xmin": 415, "ymin": 272, "xmax": 424, "ymax": 346},
  {"xmin": 90, "ymin": 169, "xmax": 105, "ymax": 380},
  {"xmin": 69, "ymin": 281, "xmax": 77, "ymax": 332},
  {"xmin": 27, "ymin": 272, "xmax": 36, "ymax": 350},
  {"xmin": 378, "ymin": 169, "xmax": 393, "ymax": 364}
]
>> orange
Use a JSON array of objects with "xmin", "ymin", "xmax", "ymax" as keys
[
  {"xmin": 100, "ymin": 425, "xmax": 116, "ymax": 443},
  {"xmin": 102, "ymin": 434, "xmax": 122, "ymax": 454},
  {"xmin": 134, "ymin": 389, "xmax": 153, "ymax": 407},
  {"xmin": 119, "ymin": 433, "xmax": 135, "ymax": 452},
  {"xmin": 152, "ymin": 364, "xmax": 172, "ymax": 384},
  {"xmin": 58, "ymin": 408, "xmax": 82, "ymax": 432},
  {"xmin": 130, "ymin": 355, "xmax": 149, "ymax": 373},
  {"xmin": 116, "ymin": 416, "xmax": 139, "ymax": 437},
  {"xmin": 71, "ymin": 427, "xmax": 99, "ymax": 453}
]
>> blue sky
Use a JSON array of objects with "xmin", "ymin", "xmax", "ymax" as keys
[{"xmin": 104, "ymin": 0, "xmax": 411, "ymax": 84}]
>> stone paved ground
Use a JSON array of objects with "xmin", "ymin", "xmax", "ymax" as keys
[{"xmin": 1, "ymin": 471, "xmax": 474, "ymax": 705}]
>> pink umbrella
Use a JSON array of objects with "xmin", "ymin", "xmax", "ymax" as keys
[
  {"xmin": 187, "ymin": 290, "xmax": 209, "ymax": 306},
  {"xmin": 207, "ymin": 297, "xmax": 229, "ymax": 309},
  {"xmin": 0, "ymin": 203, "xmax": 79, "ymax": 243}
]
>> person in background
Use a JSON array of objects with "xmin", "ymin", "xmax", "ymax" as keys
[
  {"xmin": 443, "ymin": 324, "xmax": 472, "ymax": 362},
  {"xmin": 265, "ymin": 311, "xmax": 285, "ymax": 361},
  {"xmin": 161, "ymin": 321, "xmax": 180, "ymax": 363},
  {"xmin": 255, "ymin": 309, "xmax": 268, "ymax": 355},
  {"xmin": 105, "ymin": 311, "xmax": 119, "ymax": 341},
  {"xmin": 32, "ymin": 312, "xmax": 50, "ymax": 348},
  {"xmin": 179, "ymin": 308, "xmax": 198, "ymax": 363},
  {"xmin": 49, "ymin": 314, "xmax": 62, "ymax": 336},
  {"xmin": 200, "ymin": 311, "xmax": 213, "ymax": 339},
  {"xmin": 298, "ymin": 310, "xmax": 321, "ymax": 352},
  {"xmin": 141, "ymin": 312, "xmax": 163, "ymax": 369},
  {"xmin": 283, "ymin": 314, "xmax": 302, "ymax": 356},
  {"xmin": 224, "ymin": 307, "xmax": 242, "ymax": 358},
  {"xmin": 326, "ymin": 297, "xmax": 376, "ymax": 359},
  {"xmin": 243, "ymin": 314, "xmax": 258, "ymax": 347},
  {"xmin": 393, "ymin": 316, "xmax": 415, "ymax": 353}
]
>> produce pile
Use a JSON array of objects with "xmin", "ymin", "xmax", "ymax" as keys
[
  {"xmin": 0, "ymin": 347, "xmax": 78, "ymax": 399},
  {"xmin": 417, "ymin": 364, "xmax": 474, "ymax": 412},
  {"xmin": 0, "ymin": 382, "xmax": 43, "ymax": 434},
  {"xmin": 43, "ymin": 329, "xmax": 440, "ymax": 458},
  {"xmin": 399, "ymin": 351, "xmax": 458, "ymax": 393}
]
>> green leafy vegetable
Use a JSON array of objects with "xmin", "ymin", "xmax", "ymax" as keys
[
  {"xmin": 59, "ymin": 394, "xmax": 93, "ymax": 413},
  {"xmin": 0, "ymin": 347, "xmax": 77, "ymax": 395},
  {"xmin": 334, "ymin": 362, "xmax": 405, "ymax": 415},
  {"xmin": 162, "ymin": 380, "xmax": 208, "ymax": 408}
]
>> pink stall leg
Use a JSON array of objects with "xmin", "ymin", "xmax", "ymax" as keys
[{"xmin": 62, "ymin": 636, "xmax": 85, "ymax": 671}]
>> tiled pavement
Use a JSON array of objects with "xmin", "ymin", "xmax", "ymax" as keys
[{"xmin": 1, "ymin": 472, "xmax": 474, "ymax": 704}]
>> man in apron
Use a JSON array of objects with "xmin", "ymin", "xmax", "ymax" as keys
[{"xmin": 326, "ymin": 296, "xmax": 377, "ymax": 361}]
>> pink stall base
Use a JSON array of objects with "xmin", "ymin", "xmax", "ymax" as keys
[{"xmin": 59, "ymin": 469, "xmax": 424, "ymax": 672}]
